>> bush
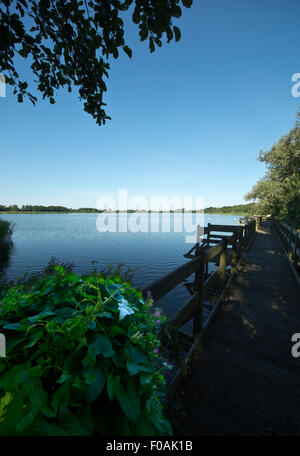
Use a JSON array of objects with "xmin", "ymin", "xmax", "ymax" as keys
[
  {"xmin": 0, "ymin": 219, "xmax": 14, "ymax": 244},
  {"xmin": 0, "ymin": 265, "xmax": 172, "ymax": 435}
]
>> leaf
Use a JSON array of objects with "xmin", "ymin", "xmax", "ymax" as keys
[
  {"xmin": 85, "ymin": 367, "xmax": 105, "ymax": 403},
  {"xmin": 46, "ymin": 423, "xmax": 69, "ymax": 436},
  {"xmin": 82, "ymin": 347, "xmax": 96, "ymax": 367},
  {"xmin": 0, "ymin": 396, "xmax": 24, "ymax": 436},
  {"xmin": 140, "ymin": 372, "xmax": 152, "ymax": 386},
  {"xmin": 173, "ymin": 26, "xmax": 181, "ymax": 42},
  {"xmin": 123, "ymin": 45, "xmax": 132, "ymax": 58},
  {"xmin": 3, "ymin": 322, "xmax": 21, "ymax": 330},
  {"xmin": 77, "ymin": 405, "xmax": 94, "ymax": 436},
  {"xmin": 111, "ymin": 325, "xmax": 126, "ymax": 337},
  {"xmin": 52, "ymin": 383, "xmax": 69, "ymax": 411},
  {"xmin": 29, "ymin": 380, "xmax": 48, "ymax": 407},
  {"xmin": 58, "ymin": 408, "xmax": 85, "ymax": 435},
  {"xmin": 149, "ymin": 36, "xmax": 155, "ymax": 53},
  {"xmin": 16, "ymin": 405, "xmax": 39, "ymax": 434},
  {"xmin": 106, "ymin": 372, "xmax": 114, "ymax": 401},
  {"xmin": 125, "ymin": 343, "xmax": 152, "ymax": 376},
  {"xmin": 127, "ymin": 378, "xmax": 140, "ymax": 416},
  {"xmin": 87, "ymin": 320, "xmax": 96, "ymax": 330},
  {"xmin": 92, "ymin": 334, "xmax": 114, "ymax": 358},
  {"xmin": 54, "ymin": 307, "xmax": 75, "ymax": 323},
  {"xmin": 116, "ymin": 384, "xmax": 139, "ymax": 423}
]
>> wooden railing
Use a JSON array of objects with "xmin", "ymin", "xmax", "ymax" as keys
[
  {"xmin": 142, "ymin": 219, "xmax": 257, "ymax": 396},
  {"xmin": 272, "ymin": 218, "xmax": 300, "ymax": 273}
]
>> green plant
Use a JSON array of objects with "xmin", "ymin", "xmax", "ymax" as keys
[
  {"xmin": 0, "ymin": 266, "xmax": 172, "ymax": 435},
  {"xmin": 0, "ymin": 219, "xmax": 14, "ymax": 244}
]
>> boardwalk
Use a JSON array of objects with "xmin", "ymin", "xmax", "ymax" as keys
[{"xmin": 172, "ymin": 221, "xmax": 300, "ymax": 436}]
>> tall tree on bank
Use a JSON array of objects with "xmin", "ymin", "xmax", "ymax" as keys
[
  {"xmin": 245, "ymin": 110, "xmax": 300, "ymax": 225},
  {"xmin": 0, "ymin": 0, "xmax": 192, "ymax": 125}
]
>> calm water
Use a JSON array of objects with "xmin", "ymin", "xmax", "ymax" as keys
[{"xmin": 0, "ymin": 213, "xmax": 241, "ymax": 319}]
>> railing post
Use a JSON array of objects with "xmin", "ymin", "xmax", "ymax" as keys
[
  {"xmin": 219, "ymin": 240, "xmax": 227, "ymax": 287},
  {"xmin": 193, "ymin": 258, "xmax": 205, "ymax": 338},
  {"xmin": 207, "ymin": 222, "xmax": 211, "ymax": 247},
  {"xmin": 231, "ymin": 232, "xmax": 237, "ymax": 274},
  {"xmin": 237, "ymin": 227, "xmax": 243, "ymax": 259}
]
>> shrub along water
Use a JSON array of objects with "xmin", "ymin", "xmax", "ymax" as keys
[
  {"xmin": 0, "ymin": 264, "xmax": 172, "ymax": 435},
  {"xmin": 0, "ymin": 219, "xmax": 14, "ymax": 244}
]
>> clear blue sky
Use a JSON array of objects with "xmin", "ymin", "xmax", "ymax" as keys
[{"xmin": 1, "ymin": 0, "xmax": 300, "ymax": 209}]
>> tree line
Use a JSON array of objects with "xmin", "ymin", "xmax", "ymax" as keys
[{"xmin": 0, "ymin": 205, "xmax": 100, "ymax": 213}]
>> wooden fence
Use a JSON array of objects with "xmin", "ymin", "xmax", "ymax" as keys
[
  {"xmin": 272, "ymin": 218, "xmax": 300, "ymax": 273},
  {"xmin": 143, "ymin": 219, "xmax": 257, "ymax": 397}
]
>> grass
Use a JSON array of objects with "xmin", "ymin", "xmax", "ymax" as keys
[{"xmin": 0, "ymin": 219, "xmax": 14, "ymax": 243}]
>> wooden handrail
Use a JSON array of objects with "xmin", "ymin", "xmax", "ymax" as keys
[
  {"xmin": 272, "ymin": 218, "xmax": 300, "ymax": 270},
  {"xmin": 142, "ymin": 218, "xmax": 258, "ymax": 399}
]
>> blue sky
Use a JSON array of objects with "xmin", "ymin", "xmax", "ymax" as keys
[{"xmin": 1, "ymin": 0, "xmax": 300, "ymax": 209}]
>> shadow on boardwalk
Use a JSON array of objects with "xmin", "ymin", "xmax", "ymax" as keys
[{"xmin": 171, "ymin": 221, "xmax": 300, "ymax": 436}]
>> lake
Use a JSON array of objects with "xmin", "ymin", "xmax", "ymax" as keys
[{"xmin": 0, "ymin": 213, "xmax": 242, "ymax": 319}]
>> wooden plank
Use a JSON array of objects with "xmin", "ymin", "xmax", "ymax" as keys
[
  {"xmin": 193, "ymin": 259, "xmax": 205, "ymax": 336},
  {"xmin": 202, "ymin": 240, "xmax": 226, "ymax": 263},
  {"xmin": 143, "ymin": 256, "xmax": 203, "ymax": 300},
  {"xmin": 170, "ymin": 292, "xmax": 200, "ymax": 328},
  {"xmin": 203, "ymin": 269, "xmax": 220, "ymax": 294},
  {"xmin": 144, "ymin": 241, "xmax": 226, "ymax": 300}
]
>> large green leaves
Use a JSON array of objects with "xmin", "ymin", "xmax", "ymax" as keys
[
  {"xmin": 85, "ymin": 367, "xmax": 105, "ymax": 404},
  {"xmin": 116, "ymin": 381, "xmax": 140, "ymax": 423},
  {"xmin": 0, "ymin": 265, "xmax": 172, "ymax": 435},
  {"xmin": 125, "ymin": 343, "xmax": 153, "ymax": 376}
]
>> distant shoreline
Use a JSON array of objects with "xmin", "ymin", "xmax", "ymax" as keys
[
  {"xmin": 0, "ymin": 211, "xmax": 249, "ymax": 215},
  {"xmin": 0, "ymin": 203, "xmax": 255, "ymax": 216}
]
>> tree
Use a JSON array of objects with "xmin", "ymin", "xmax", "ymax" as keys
[
  {"xmin": 245, "ymin": 110, "xmax": 300, "ymax": 225},
  {"xmin": 0, "ymin": 0, "xmax": 193, "ymax": 125}
]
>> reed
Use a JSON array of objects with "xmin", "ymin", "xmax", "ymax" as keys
[{"xmin": 0, "ymin": 219, "xmax": 14, "ymax": 243}]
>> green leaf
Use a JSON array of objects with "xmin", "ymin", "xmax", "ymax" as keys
[
  {"xmin": 85, "ymin": 367, "xmax": 105, "ymax": 403},
  {"xmin": 149, "ymin": 36, "xmax": 155, "ymax": 53},
  {"xmin": 107, "ymin": 372, "xmax": 114, "ymax": 401},
  {"xmin": 82, "ymin": 347, "xmax": 96, "ymax": 367},
  {"xmin": 127, "ymin": 378, "xmax": 140, "ymax": 416},
  {"xmin": 173, "ymin": 26, "xmax": 181, "ymax": 42},
  {"xmin": 125, "ymin": 343, "xmax": 152, "ymax": 376},
  {"xmin": 29, "ymin": 380, "xmax": 48, "ymax": 408},
  {"xmin": 116, "ymin": 384, "xmax": 139, "ymax": 423},
  {"xmin": 77, "ymin": 405, "xmax": 94, "ymax": 435},
  {"xmin": 123, "ymin": 45, "xmax": 132, "ymax": 58},
  {"xmin": 140, "ymin": 372, "xmax": 152, "ymax": 386},
  {"xmin": 92, "ymin": 334, "xmax": 114, "ymax": 358},
  {"xmin": 52, "ymin": 383, "xmax": 69, "ymax": 411},
  {"xmin": 87, "ymin": 320, "xmax": 96, "ymax": 330},
  {"xmin": 3, "ymin": 322, "xmax": 21, "ymax": 330},
  {"xmin": 58, "ymin": 408, "xmax": 85, "ymax": 435},
  {"xmin": 0, "ymin": 396, "xmax": 24, "ymax": 436},
  {"xmin": 46, "ymin": 423, "xmax": 69, "ymax": 436},
  {"xmin": 16, "ymin": 405, "xmax": 39, "ymax": 434},
  {"xmin": 111, "ymin": 325, "xmax": 126, "ymax": 337}
]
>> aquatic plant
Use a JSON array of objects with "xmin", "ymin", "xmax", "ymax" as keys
[{"xmin": 0, "ymin": 220, "xmax": 14, "ymax": 244}]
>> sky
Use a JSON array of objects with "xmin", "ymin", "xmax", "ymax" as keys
[{"xmin": 1, "ymin": 0, "xmax": 300, "ymax": 209}]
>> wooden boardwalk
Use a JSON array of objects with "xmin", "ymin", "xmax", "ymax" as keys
[{"xmin": 172, "ymin": 221, "xmax": 300, "ymax": 436}]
